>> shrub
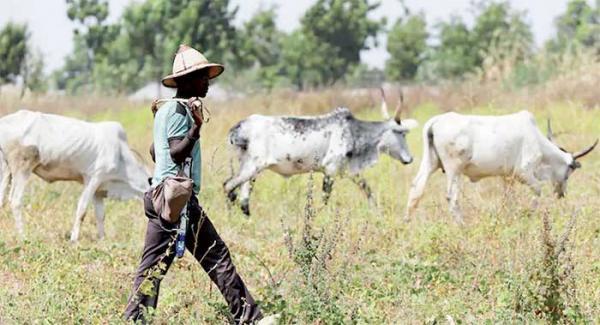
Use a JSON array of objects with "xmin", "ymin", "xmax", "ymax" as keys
[{"xmin": 514, "ymin": 210, "xmax": 585, "ymax": 323}]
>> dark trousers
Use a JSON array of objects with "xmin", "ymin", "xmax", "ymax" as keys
[{"xmin": 123, "ymin": 191, "xmax": 262, "ymax": 323}]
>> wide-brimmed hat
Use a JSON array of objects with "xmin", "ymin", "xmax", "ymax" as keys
[{"xmin": 161, "ymin": 44, "xmax": 225, "ymax": 88}]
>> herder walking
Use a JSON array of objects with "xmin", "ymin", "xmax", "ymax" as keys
[{"xmin": 124, "ymin": 45, "xmax": 274, "ymax": 324}]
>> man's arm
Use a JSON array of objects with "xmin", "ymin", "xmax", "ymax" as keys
[
  {"xmin": 149, "ymin": 143, "xmax": 156, "ymax": 162},
  {"xmin": 168, "ymin": 125, "xmax": 200, "ymax": 164}
]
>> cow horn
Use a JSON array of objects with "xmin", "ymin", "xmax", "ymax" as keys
[
  {"xmin": 573, "ymin": 139, "xmax": 598, "ymax": 160},
  {"xmin": 394, "ymin": 89, "xmax": 404, "ymax": 124},
  {"xmin": 546, "ymin": 118, "xmax": 554, "ymax": 142},
  {"xmin": 379, "ymin": 87, "xmax": 390, "ymax": 119}
]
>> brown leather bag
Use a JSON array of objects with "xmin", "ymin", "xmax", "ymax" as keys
[{"xmin": 151, "ymin": 176, "xmax": 193, "ymax": 224}]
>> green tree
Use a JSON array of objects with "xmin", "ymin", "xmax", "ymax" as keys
[
  {"xmin": 472, "ymin": 1, "xmax": 532, "ymax": 66},
  {"xmin": 238, "ymin": 8, "xmax": 282, "ymax": 69},
  {"xmin": 346, "ymin": 63, "xmax": 385, "ymax": 87},
  {"xmin": 419, "ymin": 16, "xmax": 478, "ymax": 80},
  {"xmin": 92, "ymin": 0, "xmax": 239, "ymax": 94},
  {"xmin": 91, "ymin": 32, "xmax": 143, "ymax": 94},
  {"xmin": 385, "ymin": 10, "xmax": 428, "ymax": 80},
  {"xmin": 128, "ymin": 0, "xmax": 238, "ymax": 86},
  {"xmin": 66, "ymin": 0, "xmax": 114, "ymax": 56},
  {"xmin": 166, "ymin": 0, "xmax": 239, "ymax": 67},
  {"xmin": 0, "ymin": 22, "xmax": 28, "ymax": 86},
  {"xmin": 21, "ymin": 49, "xmax": 47, "ymax": 96},
  {"xmin": 227, "ymin": 7, "xmax": 285, "ymax": 89},
  {"xmin": 297, "ymin": 0, "xmax": 384, "ymax": 87},
  {"xmin": 547, "ymin": 0, "xmax": 600, "ymax": 52},
  {"xmin": 113, "ymin": 1, "xmax": 169, "ymax": 94},
  {"xmin": 54, "ymin": 0, "xmax": 118, "ymax": 93},
  {"xmin": 54, "ymin": 34, "xmax": 93, "ymax": 93},
  {"xmin": 280, "ymin": 31, "xmax": 328, "ymax": 89},
  {"xmin": 54, "ymin": 0, "xmax": 240, "ymax": 94},
  {"xmin": 419, "ymin": 1, "xmax": 532, "ymax": 81}
]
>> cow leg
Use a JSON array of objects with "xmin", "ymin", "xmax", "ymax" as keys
[
  {"xmin": 520, "ymin": 173, "xmax": 542, "ymax": 210},
  {"xmin": 405, "ymin": 155, "xmax": 439, "ymax": 221},
  {"xmin": 70, "ymin": 178, "xmax": 101, "ymax": 242},
  {"xmin": 8, "ymin": 169, "xmax": 31, "ymax": 238},
  {"xmin": 239, "ymin": 179, "xmax": 254, "ymax": 216},
  {"xmin": 530, "ymin": 182, "xmax": 542, "ymax": 210},
  {"xmin": 351, "ymin": 176, "xmax": 375, "ymax": 206},
  {"xmin": 224, "ymin": 161, "xmax": 265, "ymax": 217},
  {"xmin": 0, "ymin": 150, "xmax": 11, "ymax": 209},
  {"xmin": 93, "ymin": 193, "xmax": 106, "ymax": 240},
  {"xmin": 523, "ymin": 175, "xmax": 542, "ymax": 197},
  {"xmin": 446, "ymin": 172, "xmax": 463, "ymax": 224},
  {"xmin": 226, "ymin": 188, "xmax": 238, "ymax": 204},
  {"xmin": 225, "ymin": 158, "xmax": 239, "ymax": 205},
  {"xmin": 322, "ymin": 175, "xmax": 334, "ymax": 204},
  {"xmin": 223, "ymin": 161, "xmax": 263, "ymax": 198},
  {"xmin": 0, "ymin": 168, "xmax": 11, "ymax": 209}
]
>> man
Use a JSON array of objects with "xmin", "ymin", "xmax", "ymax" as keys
[{"xmin": 124, "ymin": 45, "xmax": 271, "ymax": 324}]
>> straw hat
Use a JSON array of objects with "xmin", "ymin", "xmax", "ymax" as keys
[{"xmin": 161, "ymin": 44, "xmax": 225, "ymax": 88}]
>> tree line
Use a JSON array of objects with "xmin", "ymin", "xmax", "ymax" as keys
[{"xmin": 1, "ymin": 0, "xmax": 599, "ymax": 96}]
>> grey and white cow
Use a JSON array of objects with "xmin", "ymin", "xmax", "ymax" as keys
[
  {"xmin": 404, "ymin": 110, "xmax": 597, "ymax": 223},
  {"xmin": 0, "ymin": 110, "xmax": 150, "ymax": 241},
  {"xmin": 224, "ymin": 90, "xmax": 418, "ymax": 215}
]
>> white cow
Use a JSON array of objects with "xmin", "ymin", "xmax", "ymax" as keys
[
  {"xmin": 405, "ymin": 110, "xmax": 597, "ymax": 223},
  {"xmin": 0, "ymin": 110, "xmax": 150, "ymax": 241},
  {"xmin": 225, "ymin": 89, "xmax": 418, "ymax": 215}
]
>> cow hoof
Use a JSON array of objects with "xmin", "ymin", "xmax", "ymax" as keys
[
  {"xmin": 241, "ymin": 204, "xmax": 250, "ymax": 217},
  {"xmin": 227, "ymin": 191, "xmax": 237, "ymax": 203}
]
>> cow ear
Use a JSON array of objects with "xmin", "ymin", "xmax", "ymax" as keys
[{"xmin": 399, "ymin": 119, "xmax": 418, "ymax": 131}]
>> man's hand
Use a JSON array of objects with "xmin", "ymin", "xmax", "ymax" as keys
[
  {"xmin": 187, "ymin": 97, "xmax": 204, "ymax": 127},
  {"xmin": 151, "ymin": 99, "xmax": 160, "ymax": 116}
]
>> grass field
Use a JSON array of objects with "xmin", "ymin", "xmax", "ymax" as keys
[{"xmin": 0, "ymin": 90, "xmax": 599, "ymax": 324}]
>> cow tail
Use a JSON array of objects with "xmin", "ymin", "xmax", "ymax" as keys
[
  {"xmin": 0, "ymin": 146, "xmax": 7, "ymax": 176},
  {"xmin": 226, "ymin": 121, "xmax": 249, "ymax": 183},
  {"xmin": 421, "ymin": 117, "xmax": 444, "ymax": 173},
  {"xmin": 0, "ymin": 146, "xmax": 10, "ymax": 204}
]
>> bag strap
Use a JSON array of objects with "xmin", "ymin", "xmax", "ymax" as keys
[
  {"xmin": 151, "ymin": 97, "xmax": 210, "ymax": 123},
  {"xmin": 181, "ymin": 157, "xmax": 192, "ymax": 178}
]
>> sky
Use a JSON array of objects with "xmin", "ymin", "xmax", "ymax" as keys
[{"xmin": 0, "ymin": 0, "xmax": 570, "ymax": 73}]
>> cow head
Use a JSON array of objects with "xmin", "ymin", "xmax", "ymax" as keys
[
  {"xmin": 127, "ymin": 147, "xmax": 152, "ymax": 194},
  {"xmin": 378, "ymin": 88, "xmax": 418, "ymax": 164},
  {"xmin": 547, "ymin": 119, "xmax": 598, "ymax": 197},
  {"xmin": 105, "ymin": 144, "xmax": 151, "ymax": 200}
]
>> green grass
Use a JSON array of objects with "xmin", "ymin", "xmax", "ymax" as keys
[{"xmin": 0, "ymin": 99, "xmax": 599, "ymax": 324}]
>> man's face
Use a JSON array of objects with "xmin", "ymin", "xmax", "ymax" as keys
[
  {"xmin": 178, "ymin": 70, "xmax": 210, "ymax": 97},
  {"xmin": 192, "ymin": 72, "xmax": 209, "ymax": 98}
]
